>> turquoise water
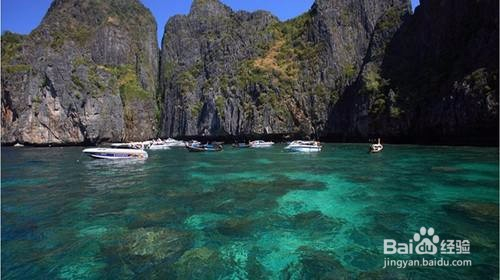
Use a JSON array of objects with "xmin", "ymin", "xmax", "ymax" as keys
[{"xmin": 1, "ymin": 144, "xmax": 498, "ymax": 279}]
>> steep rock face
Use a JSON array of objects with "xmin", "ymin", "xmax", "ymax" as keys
[
  {"xmin": 331, "ymin": 0, "xmax": 499, "ymax": 144},
  {"xmin": 328, "ymin": 3, "xmax": 411, "ymax": 139},
  {"xmin": 159, "ymin": 0, "xmax": 410, "ymax": 138},
  {"xmin": 383, "ymin": 0, "xmax": 499, "ymax": 144},
  {"xmin": 1, "ymin": 0, "xmax": 158, "ymax": 145},
  {"xmin": 159, "ymin": 0, "xmax": 278, "ymax": 137}
]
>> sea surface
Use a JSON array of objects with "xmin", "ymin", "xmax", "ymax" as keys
[{"xmin": 1, "ymin": 144, "xmax": 499, "ymax": 279}]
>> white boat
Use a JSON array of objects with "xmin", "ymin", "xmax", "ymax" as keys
[
  {"xmin": 284, "ymin": 140, "xmax": 322, "ymax": 152},
  {"xmin": 111, "ymin": 141, "xmax": 152, "ymax": 149},
  {"xmin": 249, "ymin": 140, "xmax": 274, "ymax": 148},
  {"xmin": 369, "ymin": 138, "xmax": 383, "ymax": 153},
  {"xmin": 82, "ymin": 148, "xmax": 148, "ymax": 159},
  {"xmin": 148, "ymin": 143, "xmax": 171, "ymax": 150},
  {"xmin": 145, "ymin": 139, "xmax": 170, "ymax": 150},
  {"xmin": 163, "ymin": 138, "xmax": 186, "ymax": 147}
]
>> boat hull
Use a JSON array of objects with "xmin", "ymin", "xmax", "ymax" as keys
[
  {"xmin": 164, "ymin": 143, "xmax": 186, "ymax": 147},
  {"xmin": 249, "ymin": 141, "xmax": 274, "ymax": 148},
  {"xmin": 369, "ymin": 144, "xmax": 383, "ymax": 153},
  {"xmin": 286, "ymin": 146, "xmax": 322, "ymax": 152},
  {"xmin": 250, "ymin": 144, "xmax": 274, "ymax": 148},
  {"xmin": 148, "ymin": 144, "xmax": 171, "ymax": 150},
  {"xmin": 284, "ymin": 140, "xmax": 322, "ymax": 152},
  {"xmin": 163, "ymin": 138, "xmax": 186, "ymax": 147},
  {"xmin": 83, "ymin": 148, "xmax": 148, "ymax": 159},
  {"xmin": 185, "ymin": 145, "xmax": 223, "ymax": 152}
]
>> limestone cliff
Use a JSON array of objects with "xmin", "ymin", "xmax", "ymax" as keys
[
  {"xmin": 159, "ymin": 0, "xmax": 411, "ymax": 139},
  {"xmin": 330, "ymin": 0, "xmax": 499, "ymax": 144},
  {"xmin": 1, "ymin": 0, "xmax": 159, "ymax": 145}
]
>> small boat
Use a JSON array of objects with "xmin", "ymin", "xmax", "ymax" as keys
[
  {"xmin": 369, "ymin": 138, "xmax": 383, "ymax": 153},
  {"xmin": 185, "ymin": 142, "xmax": 223, "ymax": 152},
  {"xmin": 145, "ymin": 139, "xmax": 171, "ymax": 150},
  {"xmin": 13, "ymin": 143, "xmax": 24, "ymax": 147},
  {"xmin": 111, "ymin": 141, "xmax": 151, "ymax": 149},
  {"xmin": 148, "ymin": 142, "xmax": 171, "ymax": 150},
  {"xmin": 285, "ymin": 140, "xmax": 322, "ymax": 152},
  {"xmin": 249, "ymin": 140, "xmax": 274, "ymax": 148},
  {"xmin": 82, "ymin": 148, "xmax": 148, "ymax": 159},
  {"xmin": 163, "ymin": 138, "xmax": 186, "ymax": 147}
]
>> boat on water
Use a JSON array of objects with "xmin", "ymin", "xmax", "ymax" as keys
[
  {"xmin": 163, "ymin": 138, "xmax": 186, "ymax": 147},
  {"xmin": 369, "ymin": 138, "xmax": 383, "ymax": 153},
  {"xmin": 285, "ymin": 140, "xmax": 322, "ymax": 152},
  {"xmin": 249, "ymin": 140, "xmax": 274, "ymax": 148},
  {"xmin": 111, "ymin": 141, "xmax": 151, "ymax": 149},
  {"xmin": 111, "ymin": 138, "xmax": 184, "ymax": 150},
  {"xmin": 148, "ymin": 141, "xmax": 171, "ymax": 150},
  {"xmin": 145, "ymin": 138, "xmax": 179, "ymax": 150},
  {"xmin": 185, "ymin": 142, "xmax": 223, "ymax": 152},
  {"xmin": 82, "ymin": 148, "xmax": 148, "ymax": 159}
]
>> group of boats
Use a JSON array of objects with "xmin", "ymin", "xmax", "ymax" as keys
[
  {"xmin": 230, "ymin": 140, "xmax": 274, "ymax": 149},
  {"xmin": 82, "ymin": 138, "xmax": 384, "ymax": 160},
  {"xmin": 184, "ymin": 140, "xmax": 323, "ymax": 153},
  {"xmin": 109, "ymin": 138, "xmax": 186, "ymax": 150},
  {"xmin": 82, "ymin": 138, "xmax": 184, "ymax": 159}
]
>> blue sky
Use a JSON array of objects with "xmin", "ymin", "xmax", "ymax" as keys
[{"xmin": 1, "ymin": 0, "xmax": 420, "ymax": 46}]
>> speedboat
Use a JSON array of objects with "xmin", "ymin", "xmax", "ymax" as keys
[
  {"xmin": 111, "ymin": 141, "xmax": 151, "ymax": 149},
  {"xmin": 284, "ymin": 140, "xmax": 322, "ymax": 152},
  {"xmin": 82, "ymin": 148, "xmax": 148, "ymax": 159},
  {"xmin": 249, "ymin": 140, "xmax": 274, "ymax": 148},
  {"xmin": 148, "ymin": 139, "xmax": 171, "ymax": 150},
  {"xmin": 369, "ymin": 138, "xmax": 383, "ymax": 153},
  {"xmin": 149, "ymin": 144, "xmax": 170, "ymax": 150},
  {"xmin": 163, "ymin": 138, "xmax": 186, "ymax": 147},
  {"xmin": 185, "ymin": 142, "xmax": 223, "ymax": 152}
]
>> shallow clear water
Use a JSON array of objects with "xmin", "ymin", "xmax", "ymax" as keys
[{"xmin": 1, "ymin": 144, "xmax": 498, "ymax": 279}]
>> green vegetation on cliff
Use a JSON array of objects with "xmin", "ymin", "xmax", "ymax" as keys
[
  {"xmin": 215, "ymin": 95, "xmax": 225, "ymax": 118},
  {"xmin": 103, "ymin": 65, "xmax": 151, "ymax": 101},
  {"xmin": 236, "ymin": 12, "xmax": 321, "ymax": 92},
  {"xmin": 50, "ymin": 26, "xmax": 92, "ymax": 49},
  {"xmin": 1, "ymin": 32, "xmax": 24, "ymax": 64}
]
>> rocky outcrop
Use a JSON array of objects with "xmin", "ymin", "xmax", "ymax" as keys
[
  {"xmin": 159, "ymin": 0, "xmax": 410, "ymax": 139},
  {"xmin": 1, "ymin": 0, "xmax": 158, "ymax": 145},
  {"xmin": 327, "ymin": 2, "xmax": 411, "ymax": 140},
  {"xmin": 329, "ymin": 0, "xmax": 499, "ymax": 144},
  {"xmin": 383, "ymin": 0, "xmax": 499, "ymax": 144},
  {"xmin": 159, "ymin": 0, "xmax": 278, "ymax": 137},
  {"xmin": 159, "ymin": 0, "xmax": 498, "ymax": 144}
]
